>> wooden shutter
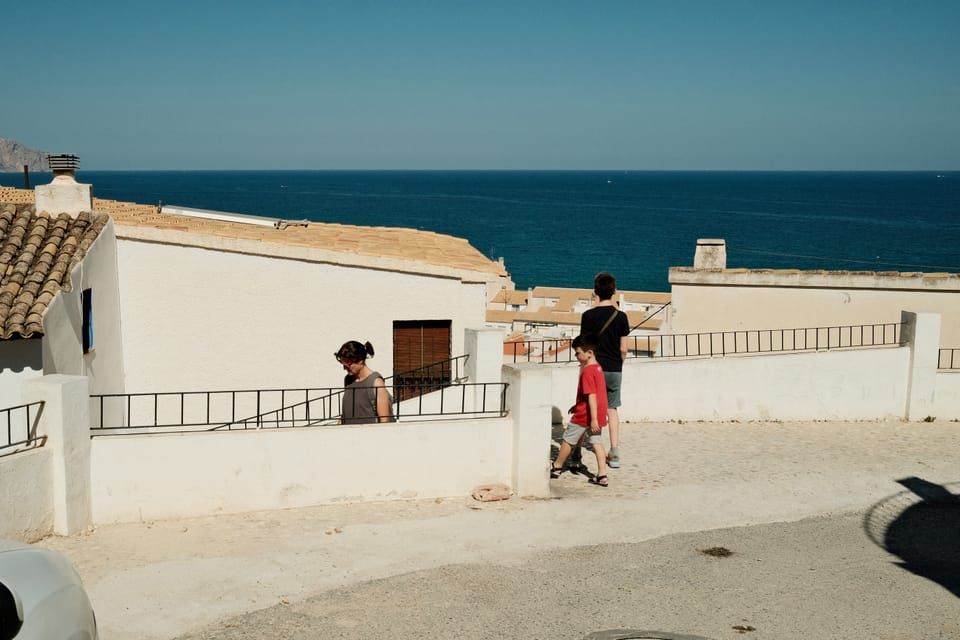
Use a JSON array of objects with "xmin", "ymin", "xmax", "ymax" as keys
[{"xmin": 393, "ymin": 320, "xmax": 451, "ymax": 401}]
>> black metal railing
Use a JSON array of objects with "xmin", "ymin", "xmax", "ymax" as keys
[
  {"xmin": 641, "ymin": 322, "xmax": 902, "ymax": 358},
  {"xmin": 90, "ymin": 388, "xmax": 333, "ymax": 433},
  {"xmin": 90, "ymin": 381, "xmax": 507, "ymax": 435},
  {"xmin": 224, "ymin": 381, "xmax": 508, "ymax": 431},
  {"xmin": 390, "ymin": 355, "xmax": 468, "ymax": 401},
  {"xmin": 939, "ymin": 348, "xmax": 960, "ymax": 370},
  {"xmin": 0, "ymin": 401, "xmax": 46, "ymax": 455},
  {"xmin": 505, "ymin": 322, "xmax": 903, "ymax": 363}
]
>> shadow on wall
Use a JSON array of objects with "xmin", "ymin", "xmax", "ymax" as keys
[
  {"xmin": 864, "ymin": 476, "xmax": 960, "ymax": 598},
  {"xmin": 0, "ymin": 340, "xmax": 42, "ymax": 375}
]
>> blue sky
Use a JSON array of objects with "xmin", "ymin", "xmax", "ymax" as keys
[{"xmin": 4, "ymin": 1, "xmax": 959, "ymax": 170}]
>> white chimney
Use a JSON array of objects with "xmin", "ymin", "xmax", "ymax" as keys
[
  {"xmin": 693, "ymin": 238, "xmax": 727, "ymax": 269},
  {"xmin": 35, "ymin": 154, "xmax": 93, "ymax": 217}
]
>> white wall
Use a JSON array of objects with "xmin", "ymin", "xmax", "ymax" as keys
[
  {"xmin": 546, "ymin": 347, "xmax": 912, "ymax": 422},
  {"xmin": 667, "ymin": 271, "xmax": 960, "ymax": 345},
  {"xmin": 90, "ymin": 417, "xmax": 514, "ymax": 523},
  {"xmin": 38, "ymin": 220, "xmax": 125, "ymax": 394},
  {"xmin": 934, "ymin": 373, "xmax": 960, "ymax": 418},
  {"xmin": 116, "ymin": 239, "xmax": 488, "ymax": 392},
  {"xmin": 79, "ymin": 220, "xmax": 126, "ymax": 395},
  {"xmin": 0, "ymin": 447, "xmax": 53, "ymax": 542},
  {"xmin": 2, "ymin": 364, "xmax": 549, "ymax": 532}
]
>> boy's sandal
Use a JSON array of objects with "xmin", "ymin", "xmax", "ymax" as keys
[
  {"xmin": 550, "ymin": 465, "xmax": 565, "ymax": 479},
  {"xmin": 589, "ymin": 474, "xmax": 609, "ymax": 487}
]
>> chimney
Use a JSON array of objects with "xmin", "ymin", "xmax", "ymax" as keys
[
  {"xmin": 693, "ymin": 238, "xmax": 726, "ymax": 269},
  {"xmin": 35, "ymin": 154, "xmax": 93, "ymax": 217}
]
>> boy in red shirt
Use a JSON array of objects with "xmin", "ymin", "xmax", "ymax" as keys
[{"xmin": 550, "ymin": 333, "xmax": 609, "ymax": 487}]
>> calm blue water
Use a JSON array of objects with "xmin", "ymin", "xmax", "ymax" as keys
[{"xmin": 4, "ymin": 170, "xmax": 958, "ymax": 292}]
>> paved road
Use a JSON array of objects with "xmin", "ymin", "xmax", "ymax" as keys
[
  {"xmin": 39, "ymin": 420, "xmax": 960, "ymax": 640},
  {"xmin": 173, "ymin": 513, "xmax": 960, "ymax": 640}
]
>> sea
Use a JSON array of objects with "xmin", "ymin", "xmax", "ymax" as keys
[{"xmin": 3, "ymin": 170, "xmax": 958, "ymax": 292}]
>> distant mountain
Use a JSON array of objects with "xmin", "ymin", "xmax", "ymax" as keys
[{"xmin": 0, "ymin": 138, "xmax": 48, "ymax": 172}]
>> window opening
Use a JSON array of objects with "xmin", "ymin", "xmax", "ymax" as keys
[{"xmin": 82, "ymin": 289, "xmax": 93, "ymax": 353}]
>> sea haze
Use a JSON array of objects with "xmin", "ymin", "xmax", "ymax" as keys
[{"xmin": 3, "ymin": 170, "xmax": 958, "ymax": 292}]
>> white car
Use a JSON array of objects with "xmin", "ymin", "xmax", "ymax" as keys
[{"xmin": 0, "ymin": 540, "xmax": 97, "ymax": 640}]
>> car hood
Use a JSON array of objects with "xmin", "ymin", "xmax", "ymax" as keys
[{"xmin": 0, "ymin": 540, "xmax": 33, "ymax": 554}]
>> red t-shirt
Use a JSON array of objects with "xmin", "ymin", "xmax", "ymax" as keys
[{"xmin": 571, "ymin": 362, "xmax": 608, "ymax": 428}]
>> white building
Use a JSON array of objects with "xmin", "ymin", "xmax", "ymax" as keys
[
  {"xmin": 1, "ymin": 174, "xmax": 513, "ymax": 404},
  {"xmin": 666, "ymin": 238, "xmax": 960, "ymax": 347}
]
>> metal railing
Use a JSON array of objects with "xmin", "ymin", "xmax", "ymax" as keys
[
  {"xmin": 640, "ymin": 322, "xmax": 902, "ymax": 358},
  {"xmin": 1, "ymin": 401, "xmax": 46, "ymax": 455},
  {"xmin": 389, "ymin": 355, "xmax": 468, "ymax": 401},
  {"xmin": 940, "ymin": 349, "xmax": 960, "ymax": 370},
  {"xmin": 505, "ymin": 322, "xmax": 903, "ymax": 363},
  {"xmin": 223, "ymin": 381, "xmax": 508, "ymax": 431},
  {"xmin": 90, "ymin": 381, "xmax": 507, "ymax": 435}
]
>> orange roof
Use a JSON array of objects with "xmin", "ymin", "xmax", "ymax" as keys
[
  {"xmin": 0, "ymin": 204, "xmax": 108, "ymax": 338},
  {"xmin": 4, "ymin": 188, "xmax": 509, "ymax": 280}
]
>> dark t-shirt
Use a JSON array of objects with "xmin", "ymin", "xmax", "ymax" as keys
[
  {"xmin": 580, "ymin": 305, "xmax": 630, "ymax": 372},
  {"xmin": 342, "ymin": 371, "xmax": 388, "ymax": 424}
]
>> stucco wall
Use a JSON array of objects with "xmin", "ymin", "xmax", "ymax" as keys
[
  {"xmin": 667, "ymin": 272, "xmax": 960, "ymax": 346},
  {"xmin": 90, "ymin": 417, "xmax": 514, "ymax": 523},
  {"xmin": 116, "ymin": 239, "xmax": 488, "ymax": 392},
  {"xmin": 0, "ymin": 447, "xmax": 53, "ymax": 542},
  {"xmin": 934, "ymin": 372, "xmax": 960, "ymax": 418},
  {"xmin": 78, "ymin": 220, "xmax": 126, "ymax": 395},
  {"xmin": 38, "ymin": 220, "xmax": 125, "ymax": 394},
  {"xmin": 546, "ymin": 347, "xmax": 913, "ymax": 422}
]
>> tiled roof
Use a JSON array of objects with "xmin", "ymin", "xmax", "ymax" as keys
[
  {"xmin": 0, "ymin": 204, "xmax": 109, "ymax": 339},
  {"xmin": 489, "ymin": 289, "xmax": 529, "ymax": 305},
  {"xmin": 1, "ymin": 188, "xmax": 509, "ymax": 279},
  {"xmin": 101, "ymin": 196, "xmax": 506, "ymax": 278}
]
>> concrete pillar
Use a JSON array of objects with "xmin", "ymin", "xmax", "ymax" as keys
[
  {"xmin": 502, "ymin": 364, "xmax": 552, "ymax": 497},
  {"xmin": 22, "ymin": 375, "xmax": 92, "ymax": 535},
  {"xmin": 465, "ymin": 327, "xmax": 505, "ymax": 384},
  {"xmin": 465, "ymin": 327, "xmax": 507, "ymax": 414},
  {"xmin": 901, "ymin": 311, "xmax": 941, "ymax": 421}
]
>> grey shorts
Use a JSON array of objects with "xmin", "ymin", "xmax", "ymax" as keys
[
  {"xmin": 604, "ymin": 371, "xmax": 622, "ymax": 408},
  {"xmin": 562, "ymin": 421, "xmax": 603, "ymax": 446}
]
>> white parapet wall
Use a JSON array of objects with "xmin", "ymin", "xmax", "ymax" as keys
[
  {"xmin": 90, "ymin": 416, "xmax": 514, "ymax": 523},
  {"xmin": 0, "ymin": 447, "xmax": 54, "ymax": 542},
  {"xmin": 544, "ymin": 309, "xmax": 952, "ymax": 422},
  {"xmin": 546, "ymin": 346, "xmax": 912, "ymax": 423},
  {"xmin": 2, "ymin": 362, "xmax": 554, "ymax": 530},
  {"xmin": 934, "ymin": 372, "xmax": 960, "ymax": 419}
]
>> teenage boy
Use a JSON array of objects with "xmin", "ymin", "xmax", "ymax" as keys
[
  {"xmin": 579, "ymin": 272, "xmax": 630, "ymax": 468},
  {"xmin": 550, "ymin": 333, "xmax": 609, "ymax": 487}
]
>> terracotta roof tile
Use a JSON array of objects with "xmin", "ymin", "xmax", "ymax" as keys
[
  {"xmin": 2, "ymin": 188, "xmax": 509, "ymax": 279},
  {"xmin": 0, "ymin": 203, "xmax": 108, "ymax": 339}
]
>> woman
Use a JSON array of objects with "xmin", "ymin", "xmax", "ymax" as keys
[{"xmin": 335, "ymin": 340, "xmax": 394, "ymax": 424}]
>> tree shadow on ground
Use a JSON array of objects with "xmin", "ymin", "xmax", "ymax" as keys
[{"xmin": 863, "ymin": 477, "xmax": 960, "ymax": 598}]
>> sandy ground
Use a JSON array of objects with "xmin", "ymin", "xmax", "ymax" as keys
[{"xmin": 39, "ymin": 420, "xmax": 960, "ymax": 640}]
